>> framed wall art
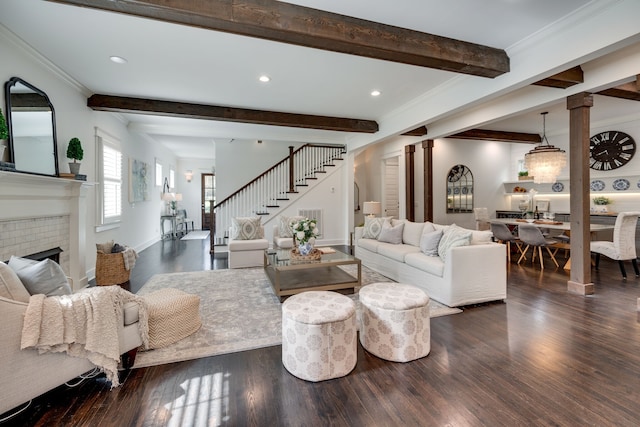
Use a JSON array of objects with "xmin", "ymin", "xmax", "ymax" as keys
[{"xmin": 129, "ymin": 158, "xmax": 150, "ymax": 202}]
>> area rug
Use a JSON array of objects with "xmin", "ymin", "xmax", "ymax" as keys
[
  {"xmin": 180, "ymin": 230, "xmax": 210, "ymax": 240},
  {"xmin": 133, "ymin": 266, "xmax": 461, "ymax": 368}
]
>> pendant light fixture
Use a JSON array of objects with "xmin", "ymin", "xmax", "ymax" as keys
[{"xmin": 524, "ymin": 112, "xmax": 567, "ymax": 184}]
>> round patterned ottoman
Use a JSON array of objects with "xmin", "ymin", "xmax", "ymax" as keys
[
  {"xmin": 282, "ymin": 291, "xmax": 357, "ymax": 382},
  {"xmin": 359, "ymin": 282, "xmax": 430, "ymax": 362}
]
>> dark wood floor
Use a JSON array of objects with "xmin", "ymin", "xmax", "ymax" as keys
[{"xmin": 4, "ymin": 238, "xmax": 640, "ymax": 426}]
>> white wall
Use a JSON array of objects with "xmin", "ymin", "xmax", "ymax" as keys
[{"xmin": 1, "ymin": 30, "xmax": 178, "ymax": 279}]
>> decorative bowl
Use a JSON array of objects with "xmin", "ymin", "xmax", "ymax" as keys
[{"xmin": 525, "ymin": 219, "xmax": 536, "ymax": 223}]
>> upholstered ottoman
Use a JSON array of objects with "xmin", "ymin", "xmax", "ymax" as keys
[
  {"xmin": 359, "ymin": 282, "xmax": 430, "ymax": 362},
  {"xmin": 282, "ymin": 291, "xmax": 357, "ymax": 382},
  {"xmin": 143, "ymin": 288, "xmax": 202, "ymax": 349}
]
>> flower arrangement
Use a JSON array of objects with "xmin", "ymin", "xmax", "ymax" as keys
[
  {"xmin": 291, "ymin": 217, "xmax": 319, "ymax": 245},
  {"xmin": 593, "ymin": 196, "xmax": 612, "ymax": 206}
]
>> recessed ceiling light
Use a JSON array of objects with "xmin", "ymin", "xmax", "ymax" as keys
[
  {"xmin": 371, "ymin": 90, "xmax": 381, "ymax": 97},
  {"xmin": 259, "ymin": 75, "xmax": 271, "ymax": 83},
  {"xmin": 109, "ymin": 56, "xmax": 128, "ymax": 64}
]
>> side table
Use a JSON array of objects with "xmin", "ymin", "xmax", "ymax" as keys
[{"xmin": 160, "ymin": 214, "xmax": 178, "ymax": 239}]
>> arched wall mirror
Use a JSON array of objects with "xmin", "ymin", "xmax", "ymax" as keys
[
  {"xmin": 4, "ymin": 77, "xmax": 59, "ymax": 176},
  {"xmin": 446, "ymin": 164, "xmax": 473, "ymax": 213}
]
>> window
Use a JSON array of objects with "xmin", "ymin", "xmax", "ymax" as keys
[
  {"xmin": 155, "ymin": 159, "xmax": 163, "ymax": 187},
  {"xmin": 169, "ymin": 168, "xmax": 175, "ymax": 189},
  {"xmin": 96, "ymin": 129, "xmax": 122, "ymax": 229}
]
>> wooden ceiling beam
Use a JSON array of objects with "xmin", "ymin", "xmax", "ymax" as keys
[
  {"xmin": 596, "ymin": 75, "xmax": 640, "ymax": 101},
  {"xmin": 49, "ymin": 0, "xmax": 509, "ymax": 78},
  {"xmin": 449, "ymin": 129, "xmax": 541, "ymax": 144},
  {"xmin": 402, "ymin": 126, "xmax": 428, "ymax": 137},
  {"xmin": 87, "ymin": 94, "xmax": 379, "ymax": 133},
  {"xmin": 532, "ymin": 66, "xmax": 584, "ymax": 89}
]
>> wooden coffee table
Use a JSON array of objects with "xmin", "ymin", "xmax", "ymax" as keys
[{"xmin": 264, "ymin": 248, "xmax": 361, "ymax": 301}]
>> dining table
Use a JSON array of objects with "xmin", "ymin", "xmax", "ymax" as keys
[{"xmin": 489, "ymin": 218, "xmax": 615, "ymax": 270}]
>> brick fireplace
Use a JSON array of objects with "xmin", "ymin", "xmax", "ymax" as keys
[{"xmin": 0, "ymin": 171, "xmax": 91, "ymax": 290}]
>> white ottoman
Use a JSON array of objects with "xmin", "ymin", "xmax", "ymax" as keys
[
  {"xmin": 282, "ymin": 291, "xmax": 357, "ymax": 382},
  {"xmin": 359, "ymin": 282, "xmax": 430, "ymax": 362}
]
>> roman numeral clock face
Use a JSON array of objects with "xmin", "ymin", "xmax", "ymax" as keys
[{"xmin": 589, "ymin": 131, "xmax": 636, "ymax": 171}]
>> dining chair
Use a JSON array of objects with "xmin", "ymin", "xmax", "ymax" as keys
[
  {"xmin": 490, "ymin": 222, "xmax": 523, "ymax": 263},
  {"xmin": 517, "ymin": 224, "xmax": 560, "ymax": 269},
  {"xmin": 474, "ymin": 207, "xmax": 490, "ymax": 231},
  {"xmin": 591, "ymin": 211, "xmax": 640, "ymax": 279},
  {"xmin": 175, "ymin": 209, "xmax": 195, "ymax": 235}
]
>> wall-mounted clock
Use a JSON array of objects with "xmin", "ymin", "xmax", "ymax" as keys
[{"xmin": 589, "ymin": 130, "xmax": 636, "ymax": 171}]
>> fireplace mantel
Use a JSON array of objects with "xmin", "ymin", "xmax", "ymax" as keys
[{"xmin": 0, "ymin": 171, "xmax": 94, "ymax": 290}]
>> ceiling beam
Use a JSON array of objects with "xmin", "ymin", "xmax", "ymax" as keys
[
  {"xmin": 532, "ymin": 66, "xmax": 584, "ymax": 89},
  {"xmin": 49, "ymin": 0, "xmax": 509, "ymax": 78},
  {"xmin": 449, "ymin": 129, "xmax": 541, "ymax": 144},
  {"xmin": 596, "ymin": 75, "xmax": 640, "ymax": 101},
  {"xmin": 87, "ymin": 94, "xmax": 379, "ymax": 133},
  {"xmin": 402, "ymin": 126, "xmax": 428, "ymax": 137}
]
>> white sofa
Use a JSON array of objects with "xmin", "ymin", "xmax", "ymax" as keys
[
  {"xmin": 0, "ymin": 261, "xmax": 144, "ymax": 415},
  {"xmin": 354, "ymin": 220, "xmax": 506, "ymax": 307}
]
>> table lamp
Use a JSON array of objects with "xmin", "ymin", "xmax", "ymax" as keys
[{"xmin": 363, "ymin": 201, "xmax": 381, "ymax": 218}]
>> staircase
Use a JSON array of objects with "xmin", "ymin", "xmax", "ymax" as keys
[{"xmin": 213, "ymin": 143, "xmax": 346, "ymax": 242}]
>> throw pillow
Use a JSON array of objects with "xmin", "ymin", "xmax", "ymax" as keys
[
  {"xmin": 96, "ymin": 240, "xmax": 114, "ymax": 253},
  {"xmin": 377, "ymin": 220, "xmax": 404, "ymax": 244},
  {"xmin": 279, "ymin": 215, "xmax": 304, "ymax": 238},
  {"xmin": 402, "ymin": 220, "xmax": 426, "ymax": 247},
  {"xmin": 470, "ymin": 229, "xmax": 493, "ymax": 245},
  {"xmin": 231, "ymin": 216, "xmax": 263, "ymax": 240},
  {"xmin": 362, "ymin": 217, "xmax": 388, "ymax": 239},
  {"xmin": 9, "ymin": 258, "xmax": 72, "ymax": 296},
  {"xmin": 0, "ymin": 261, "xmax": 30, "ymax": 302},
  {"xmin": 437, "ymin": 224, "xmax": 472, "ymax": 261},
  {"xmin": 111, "ymin": 243, "xmax": 126, "ymax": 253},
  {"xmin": 7, "ymin": 255, "xmax": 38, "ymax": 271},
  {"xmin": 420, "ymin": 229, "xmax": 443, "ymax": 256}
]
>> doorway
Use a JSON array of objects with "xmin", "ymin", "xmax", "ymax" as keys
[
  {"xmin": 202, "ymin": 173, "xmax": 215, "ymax": 230},
  {"xmin": 383, "ymin": 157, "xmax": 399, "ymax": 218}
]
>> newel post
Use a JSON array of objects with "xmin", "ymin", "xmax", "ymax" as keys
[{"xmin": 288, "ymin": 146, "xmax": 295, "ymax": 193}]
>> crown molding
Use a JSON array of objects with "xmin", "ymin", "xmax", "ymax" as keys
[{"xmin": 0, "ymin": 24, "xmax": 91, "ymax": 97}]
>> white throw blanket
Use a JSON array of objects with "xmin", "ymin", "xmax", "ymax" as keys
[
  {"xmin": 122, "ymin": 247, "xmax": 138, "ymax": 271},
  {"xmin": 20, "ymin": 286, "xmax": 149, "ymax": 387}
]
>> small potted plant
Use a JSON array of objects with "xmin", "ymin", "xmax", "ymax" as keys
[
  {"xmin": 0, "ymin": 107, "xmax": 8, "ymax": 162},
  {"xmin": 66, "ymin": 137, "xmax": 83, "ymax": 175},
  {"xmin": 518, "ymin": 170, "xmax": 532, "ymax": 181},
  {"xmin": 592, "ymin": 196, "xmax": 612, "ymax": 213}
]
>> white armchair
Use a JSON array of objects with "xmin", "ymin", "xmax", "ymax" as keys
[
  {"xmin": 273, "ymin": 224, "xmax": 295, "ymax": 249},
  {"xmin": 227, "ymin": 225, "xmax": 269, "ymax": 268}
]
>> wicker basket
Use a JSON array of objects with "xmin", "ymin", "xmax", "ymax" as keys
[
  {"xmin": 290, "ymin": 247, "xmax": 322, "ymax": 261},
  {"xmin": 95, "ymin": 251, "xmax": 131, "ymax": 286}
]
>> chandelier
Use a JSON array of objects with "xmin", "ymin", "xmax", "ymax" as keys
[{"xmin": 524, "ymin": 112, "xmax": 566, "ymax": 184}]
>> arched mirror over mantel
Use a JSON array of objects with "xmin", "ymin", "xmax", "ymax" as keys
[
  {"xmin": 4, "ymin": 77, "xmax": 59, "ymax": 176},
  {"xmin": 446, "ymin": 164, "xmax": 473, "ymax": 213}
]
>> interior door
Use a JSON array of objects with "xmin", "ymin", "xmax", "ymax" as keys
[
  {"xmin": 202, "ymin": 173, "xmax": 214, "ymax": 230},
  {"xmin": 384, "ymin": 157, "xmax": 399, "ymax": 218}
]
